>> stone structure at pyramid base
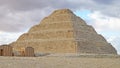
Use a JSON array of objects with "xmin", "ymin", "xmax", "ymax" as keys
[{"xmin": 10, "ymin": 9, "xmax": 117, "ymax": 54}]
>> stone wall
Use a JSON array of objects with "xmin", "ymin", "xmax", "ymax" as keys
[{"xmin": 0, "ymin": 45, "xmax": 13, "ymax": 56}]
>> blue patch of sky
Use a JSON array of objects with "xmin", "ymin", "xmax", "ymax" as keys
[
  {"xmin": 74, "ymin": 9, "xmax": 91, "ymax": 21},
  {"xmin": 98, "ymin": 31, "xmax": 120, "ymax": 37}
]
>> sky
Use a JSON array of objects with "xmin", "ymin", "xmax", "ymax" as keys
[{"xmin": 0, "ymin": 0, "xmax": 120, "ymax": 54}]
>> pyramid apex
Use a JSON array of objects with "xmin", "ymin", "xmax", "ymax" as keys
[{"xmin": 51, "ymin": 9, "xmax": 74, "ymax": 15}]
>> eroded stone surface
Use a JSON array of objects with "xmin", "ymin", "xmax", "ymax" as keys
[{"xmin": 10, "ymin": 9, "xmax": 117, "ymax": 54}]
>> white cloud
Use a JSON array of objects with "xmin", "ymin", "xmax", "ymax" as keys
[
  {"xmin": 88, "ymin": 11, "xmax": 120, "ymax": 54},
  {"xmin": 0, "ymin": 31, "xmax": 23, "ymax": 45},
  {"xmin": 107, "ymin": 36, "xmax": 120, "ymax": 54},
  {"xmin": 88, "ymin": 11, "xmax": 120, "ymax": 32},
  {"xmin": 0, "ymin": 7, "xmax": 53, "ymax": 32}
]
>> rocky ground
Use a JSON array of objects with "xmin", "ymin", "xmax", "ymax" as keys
[{"xmin": 0, "ymin": 54, "xmax": 120, "ymax": 68}]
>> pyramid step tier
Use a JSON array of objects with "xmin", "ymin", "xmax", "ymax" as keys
[
  {"xmin": 12, "ymin": 40, "xmax": 77, "ymax": 53},
  {"xmin": 11, "ymin": 40, "xmax": 116, "ymax": 54},
  {"xmin": 18, "ymin": 29, "xmax": 106, "ymax": 42},
  {"xmin": 29, "ymin": 21, "xmax": 74, "ymax": 32},
  {"xmin": 18, "ymin": 29, "xmax": 74, "ymax": 41}
]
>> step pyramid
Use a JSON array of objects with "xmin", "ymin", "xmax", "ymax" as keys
[{"xmin": 10, "ymin": 9, "xmax": 117, "ymax": 54}]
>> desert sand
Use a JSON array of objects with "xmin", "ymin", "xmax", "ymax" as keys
[{"xmin": 0, "ymin": 54, "xmax": 120, "ymax": 68}]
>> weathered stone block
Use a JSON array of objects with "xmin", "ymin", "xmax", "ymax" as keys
[
  {"xmin": 0, "ymin": 45, "xmax": 13, "ymax": 56},
  {"xmin": 25, "ymin": 47, "xmax": 34, "ymax": 57}
]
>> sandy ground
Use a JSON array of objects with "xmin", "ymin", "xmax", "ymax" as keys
[{"xmin": 0, "ymin": 54, "xmax": 120, "ymax": 68}]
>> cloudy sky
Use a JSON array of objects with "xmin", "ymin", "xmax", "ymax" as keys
[{"xmin": 0, "ymin": 0, "xmax": 120, "ymax": 54}]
